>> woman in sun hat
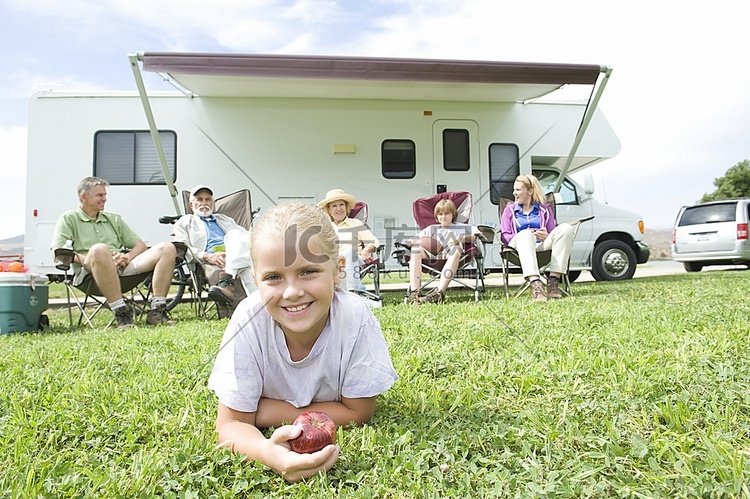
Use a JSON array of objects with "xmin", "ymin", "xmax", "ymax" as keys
[{"xmin": 318, "ymin": 188, "xmax": 380, "ymax": 306}]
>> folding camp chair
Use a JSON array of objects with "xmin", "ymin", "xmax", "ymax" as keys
[
  {"xmin": 176, "ymin": 189, "xmax": 255, "ymax": 319},
  {"xmin": 347, "ymin": 201, "xmax": 385, "ymax": 302},
  {"xmin": 499, "ymin": 194, "xmax": 593, "ymax": 298},
  {"xmin": 392, "ymin": 191, "xmax": 490, "ymax": 302},
  {"xmin": 54, "ymin": 247, "xmax": 152, "ymax": 329}
]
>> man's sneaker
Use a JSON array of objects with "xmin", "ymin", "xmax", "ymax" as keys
[
  {"xmin": 419, "ymin": 289, "xmax": 445, "ymax": 305},
  {"xmin": 216, "ymin": 303, "xmax": 234, "ymax": 319},
  {"xmin": 208, "ymin": 279, "xmax": 234, "ymax": 305},
  {"xmin": 146, "ymin": 304, "xmax": 174, "ymax": 326},
  {"xmin": 406, "ymin": 290, "xmax": 421, "ymax": 305},
  {"xmin": 113, "ymin": 306, "xmax": 134, "ymax": 329},
  {"xmin": 530, "ymin": 279, "xmax": 547, "ymax": 303},
  {"xmin": 547, "ymin": 276, "xmax": 563, "ymax": 299}
]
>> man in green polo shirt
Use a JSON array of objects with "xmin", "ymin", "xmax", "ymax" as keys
[{"xmin": 51, "ymin": 176, "xmax": 177, "ymax": 328}]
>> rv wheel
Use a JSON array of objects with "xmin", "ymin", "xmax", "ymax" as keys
[{"xmin": 591, "ymin": 240, "xmax": 636, "ymax": 281}]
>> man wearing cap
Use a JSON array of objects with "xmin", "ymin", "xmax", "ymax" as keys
[
  {"xmin": 173, "ymin": 185, "xmax": 255, "ymax": 314},
  {"xmin": 318, "ymin": 188, "xmax": 381, "ymax": 307}
]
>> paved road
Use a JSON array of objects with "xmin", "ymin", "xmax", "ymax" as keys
[{"xmin": 576, "ymin": 260, "xmax": 686, "ymax": 282}]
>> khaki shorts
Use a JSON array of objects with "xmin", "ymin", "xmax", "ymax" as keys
[{"xmin": 72, "ymin": 255, "xmax": 146, "ymax": 287}]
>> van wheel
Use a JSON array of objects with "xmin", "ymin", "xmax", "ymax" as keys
[
  {"xmin": 567, "ymin": 271, "xmax": 581, "ymax": 283},
  {"xmin": 683, "ymin": 262, "xmax": 703, "ymax": 272},
  {"xmin": 591, "ymin": 240, "xmax": 637, "ymax": 281}
]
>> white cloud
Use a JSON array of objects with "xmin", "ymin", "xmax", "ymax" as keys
[{"xmin": 5, "ymin": 0, "xmax": 346, "ymax": 53}]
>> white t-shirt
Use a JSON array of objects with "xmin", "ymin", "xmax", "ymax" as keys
[{"xmin": 208, "ymin": 290, "xmax": 399, "ymax": 413}]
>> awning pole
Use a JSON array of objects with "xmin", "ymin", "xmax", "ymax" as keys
[
  {"xmin": 552, "ymin": 66, "xmax": 613, "ymax": 193},
  {"xmin": 128, "ymin": 52, "xmax": 182, "ymax": 216}
]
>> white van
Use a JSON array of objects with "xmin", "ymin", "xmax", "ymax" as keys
[
  {"xmin": 24, "ymin": 53, "xmax": 649, "ymax": 280},
  {"xmin": 672, "ymin": 199, "xmax": 750, "ymax": 271}
]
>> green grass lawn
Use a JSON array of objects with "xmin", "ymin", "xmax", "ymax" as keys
[{"xmin": 2, "ymin": 271, "xmax": 750, "ymax": 497}]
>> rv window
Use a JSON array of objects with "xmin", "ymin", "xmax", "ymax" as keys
[
  {"xmin": 382, "ymin": 140, "xmax": 416, "ymax": 179},
  {"xmin": 443, "ymin": 129, "xmax": 470, "ymax": 172},
  {"xmin": 94, "ymin": 131, "xmax": 176, "ymax": 185},
  {"xmin": 488, "ymin": 143, "xmax": 520, "ymax": 204},
  {"xmin": 533, "ymin": 169, "xmax": 577, "ymax": 205}
]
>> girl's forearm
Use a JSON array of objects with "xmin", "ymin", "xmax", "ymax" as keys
[
  {"xmin": 255, "ymin": 397, "xmax": 376, "ymax": 428},
  {"xmin": 217, "ymin": 420, "xmax": 272, "ymax": 462}
]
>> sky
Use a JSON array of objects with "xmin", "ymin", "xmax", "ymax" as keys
[{"xmin": 1, "ymin": 0, "xmax": 748, "ymax": 241}]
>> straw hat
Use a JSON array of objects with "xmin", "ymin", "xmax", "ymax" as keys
[{"xmin": 318, "ymin": 188, "xmax": 356, "ymax": 210}]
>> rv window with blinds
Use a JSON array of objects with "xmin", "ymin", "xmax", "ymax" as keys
[
  {"xmin": 488, "ymin": 143, "xmax": 520, "ymax": 204},
  {"xmin": 381, "ymin": 139, "xmax": 416, "ymax": 179},
  {"xmin": 94, "ymin": 131, "xmax": 176, "ymax": 185},
  {"xmin": 442, "ymin": 129, "xmax": 470, "ymax": 171}
]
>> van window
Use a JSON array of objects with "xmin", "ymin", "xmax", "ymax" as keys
[
  {"xmin": 443, "ymin": 129, "xmax": 469, "ymax": 171},
  {"xmin": 382, "ymin": 140, "xmax": 416, "ymax": 179},
  {"xmin": 678, "ymin": 202, "xmax": 737, "ymax": 226},
  {"xmin": 488, "ymin": 143, "xmax": 520, "ymax": 204},
  {"xmin": 94, "ymin": 130, "xmax": 176, "ymax": 185},
  {"xmin": 533, "ymin": 169, "xmax": 578, "ymax": 205}
]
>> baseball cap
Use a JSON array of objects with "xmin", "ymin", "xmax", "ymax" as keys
[{"xmin": 190, "ymin": 185, "xmax": 213, "ymax": 197}]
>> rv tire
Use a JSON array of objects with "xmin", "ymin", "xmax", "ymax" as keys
[{"xmin": 591, "ymin": 240, "xmax": 637, "ymax": 281}]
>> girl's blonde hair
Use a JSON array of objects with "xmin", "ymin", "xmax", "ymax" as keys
[
  {"xmin": 515, "ymin": 174, "xmax": 546, "ymax": 205},
  {"xmin": 434, "ymin": 199, "xmax": 458, "ymax": 220},
  {"xmin": 250, "ymin": 203, "xmax": 340, "ymax": 265}
]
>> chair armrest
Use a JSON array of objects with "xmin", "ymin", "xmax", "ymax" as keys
[
  {"xmin": 159, "ymin": 215, "xmax": 181, "ymax": 225},
  {"xmin": 476, "ymin": 225, "xmax": 496, "ymax": 243},
  {"xmin": 54, "ymin": 248, "xmax": 75, "ymax": 271}
]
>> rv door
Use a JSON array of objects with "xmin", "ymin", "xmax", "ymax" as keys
[{"xmin": 432, "ymin": 120, "xmax": 481, "ymax": 196}]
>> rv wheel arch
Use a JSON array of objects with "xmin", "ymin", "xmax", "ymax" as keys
[{"xmin": 591, "ymin": 239, "xmax": 637, "ymax": 281}]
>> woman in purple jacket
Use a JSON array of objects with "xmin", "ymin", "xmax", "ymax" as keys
[{"xmin": 499, "ymin": 175, "xmax": 574, "ymax": 302}]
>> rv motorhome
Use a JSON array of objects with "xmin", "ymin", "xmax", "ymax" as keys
[{"xmin": 25, "ymin": 53, "xmax": 649, "ymax": 282}]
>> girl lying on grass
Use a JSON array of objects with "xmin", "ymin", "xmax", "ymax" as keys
[{"xmin": 208, "ymin": 202, "xmax": 398, "ymax": 482}]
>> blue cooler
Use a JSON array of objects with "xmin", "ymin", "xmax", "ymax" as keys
[{"xmin": 0, "ymin": 273, "xmax": 49, "ymax": 334}]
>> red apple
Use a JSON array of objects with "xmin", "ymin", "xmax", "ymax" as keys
[{"xmin": 289, "ymin": 411, "xmax": 337, "ymax": 454}]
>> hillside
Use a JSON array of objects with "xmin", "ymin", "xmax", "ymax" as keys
[
  {"xmin": 644, "ymin": 228, "xmax": 673, "ymax": 260},
  {"xmin": 0, "ymin": 234, "xmax": 23, "ymax": 257}
]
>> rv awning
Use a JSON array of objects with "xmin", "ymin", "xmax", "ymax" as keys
[{"xmin": 138, "ymin": 52, "xmax": 605, "ymax": 102}]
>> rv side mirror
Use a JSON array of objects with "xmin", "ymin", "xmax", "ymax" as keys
[{"xmin": 584, "ymin": 172, "xmax": 595, "ymax": 196}]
